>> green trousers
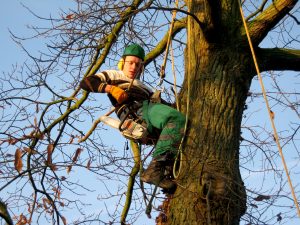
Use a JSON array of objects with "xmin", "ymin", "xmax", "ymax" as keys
[{"xmin": 142, "ymin": 101, "xmax": 186, "ymax": 158}]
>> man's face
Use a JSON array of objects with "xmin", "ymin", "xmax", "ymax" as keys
[{"xmin": 122, "ymin": 56, "xmax": 143, "ymax": 79}]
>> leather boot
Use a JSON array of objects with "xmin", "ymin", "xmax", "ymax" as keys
[{"xmin": 140, "ymin": 155, "xmax": 176, "ymax": 190}]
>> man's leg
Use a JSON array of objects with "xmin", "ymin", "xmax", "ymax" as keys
[{"xmin": 141, "ymin": 102, "xmax": 186, "ymax": 189}]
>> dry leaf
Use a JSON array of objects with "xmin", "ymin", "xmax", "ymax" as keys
[
  {"xmin": 14, "ymin": 149, "xmax": 23, "ymax": 173},
  {"xmin": 24, "ymin": 147, "xmax": 37, "ymax": 154},
  {"xmin": 47, "ymin": 144, "xmax": 54, "ymax": 165},
  {"xmin": 67, "ymin": 148, "xmax": 83, "ymax": 174},
  {"xmin": 53, "ymin": 187, "xmax": 61, "ymax": 200},
  {"xmin": 62, "ymin": 216, "xmax": 67, "ymax": 225},
  {"xmin": 66, "ymin": 14, "xmax": 74, "ymax": 20},
  {"xmin": 72, "ymin": 148, "xmax": 83, "ymax": 163},
  {"xmin": 8, "ymin": 138, "xmax": 18, "ymax": 145},
  {"xmin": 86, "ymin": 159, "xmax": 92, "ymax": 170},
  {"xmin": 66, "ymin": 165, "xmax": 72, "ymax": 174},
  {"xmin": 42, "ymin": 198, "xmax": 50, "ymax": 210},
  {"xmin": 57, "ymin": 189, "xmax": 61, "ymax": 200},
  {"xmin": 27, "ymin": 203, "xmax": 32, "ymax": 213},
  {"xmin": 69, "ymin": 135, "xmax": 74, "ymax": 144},
  {"xmin": 50, "ymin": 164, "xmax": 58, "ymax": 171},
  {"xmin": 16, "ymin": 214, "xmax": 27, "ymax": 225}
]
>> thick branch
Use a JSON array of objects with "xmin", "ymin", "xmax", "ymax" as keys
[
  {"xmin": 258, "ymin": 47, "xmax": 300, "ymax": 72},
  {"xmin": 247, "ymin": 0, "xmax": 298, "ymax": 45},
  {"xmin": 0, "ymin": 200, "xmax": 13, "ymax": 225},
  {"xmin": 120, "ymin": 141, "xmax": 141, "ymax": 224}
]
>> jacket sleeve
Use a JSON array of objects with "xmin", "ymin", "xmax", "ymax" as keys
[{"xmin": 80, "ymin": 72, "xmax": 111, "ymax": 93}]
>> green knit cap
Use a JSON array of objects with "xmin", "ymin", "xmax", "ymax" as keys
[{"xmin": 122, "ymin": 44, "xmax": 145, "ymax": 60}]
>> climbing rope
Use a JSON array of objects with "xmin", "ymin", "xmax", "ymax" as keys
[
  {"xmin": 170, "ymin": 42, "xmax": 180, "ymax": 110},
  {"xmin": 159, "ymin": 0, "xmax": 179, "ymax": 86},
  {"xmin": 153, "ymin": 0, "xmax": 187, "ymax": 179},
  {"xmin": 238, "ymin": 0, "xmax": 300, "ymax": 217},
  {"xmin": 173, "ymin": 2, "xmax": 191, "ymax": 179}
]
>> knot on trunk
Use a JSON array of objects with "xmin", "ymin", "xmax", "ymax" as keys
[
  {"xmin": 200, "ymin": 170, "xmax": 229, "ymax": 200},
  {"xmin": 199, "ymin": 163, "xmax": 247, "ymax": 217}
]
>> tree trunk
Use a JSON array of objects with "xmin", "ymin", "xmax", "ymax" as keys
[{"xmin": 159, "ymin": 2, "xmax": 253, "ymax": 224}]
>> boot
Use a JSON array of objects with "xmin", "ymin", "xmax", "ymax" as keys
[{"xmin": 140, "ymin": 155, "xmax": 176, "ymax": 190}]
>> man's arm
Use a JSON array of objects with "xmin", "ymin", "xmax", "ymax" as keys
[
  {"xmin": 80, "ymin": 76, "xmax": 107, "ymax": 93},
  {"xmin": 80, "ymin": 75, "xmax": 128, "ymax": 104}
]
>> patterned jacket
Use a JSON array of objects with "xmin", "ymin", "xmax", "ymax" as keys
[{"xmin": 80, "ymin": 70, "xmax": 154, "ymax": 119}]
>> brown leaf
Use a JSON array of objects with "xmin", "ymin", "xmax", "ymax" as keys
[
  {"xmin": 66, "ymin": 165, "xmax": 72, "ymax": 174},
  {"xmin": 24, "ymin": 147, "xmax": 37, "ymax": 154},
  {"xmin": 27, "ymin": 203, "xmax": 32, "ymax": 213},
  {"xmin": 66, "ymin": 14, "xmax": 74, "ymax": 20},
  {"xmin": 56, "ymin": 188, "xmax": 61, "ymax": 200},
  {"xmin": 62, "ymin": 216, "xmax": 67, "ymax": 225},
  {"xmin": 69, "ymin": 136, "xmax": 74, "ymax": 144},
  {"xmin": 67, "ymin": 148, "xmax": 83, "ymax": 174},
  {"xmin": 72, "ymin": 148, "xmax": 83, "ymax": 163},
  {"xmin": 86, "ymin": 159, "xmax": 92, "ymax": 170},
  {"xmin": 14, "ymin": 149, "xmax": 23, "ymax": 173},
  {"xmin": 9, "ymin": 138, "xmax": 18, "ymax": 145},
  {"xmin": 47, "ymin": 144, "xmax": 54, "ymax": 165},
  {"xmin": 40, "ymin": 133, "xmax": 45, "ymax": 140},
  {"xmin": 16, "ymin": 214, "xmax": 27, "ymax": 225},
  {"xmin": 42, "ymin": 198, "xmax": 50, "ymax": 210}
]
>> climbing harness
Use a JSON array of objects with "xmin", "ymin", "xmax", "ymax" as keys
[{"xmin": 239, "ymin": 0, "xmax": 300, "ymax": 217}]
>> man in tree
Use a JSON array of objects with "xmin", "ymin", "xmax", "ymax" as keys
[{"xmin": 80, "ymin": 43, "xmax": 186, "ymax": 191}]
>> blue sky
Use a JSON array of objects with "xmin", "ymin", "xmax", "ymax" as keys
[{"xmin": 0, "ymin": 0, "xmax": 75, "ymax": 72}]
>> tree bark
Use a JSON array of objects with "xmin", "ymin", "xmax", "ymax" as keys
[
  {"xmin": 167, "ymin": 50, "xmax": 249, "ymax": 225},
  {"xmin": 159, "ymin": 1, "xmax": 254, "ymax": 224}
]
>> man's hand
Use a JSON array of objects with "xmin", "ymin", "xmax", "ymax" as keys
[{"xmin": 109, "ymin": 86, "xmax": 128, "ymax": 104}]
